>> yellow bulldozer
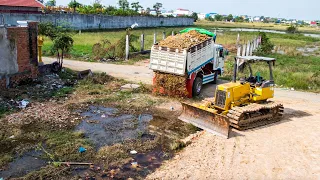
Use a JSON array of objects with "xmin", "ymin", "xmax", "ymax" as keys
[{"xmin": 179, "ymin": 56, "xmax": 284, "ymax": 138}]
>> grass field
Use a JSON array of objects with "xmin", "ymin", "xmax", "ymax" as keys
[
  {"xmin": 196, "ymin": 21, "xmax": 320, "ymax": 34},
  {"xmin": 42, "ymin": 25, "xmax": 320, "ymax": 92}
]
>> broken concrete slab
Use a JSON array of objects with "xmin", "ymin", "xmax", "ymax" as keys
[{"xmin": 121, "ymin": 84, "xmax": 140, "ymax": 91}]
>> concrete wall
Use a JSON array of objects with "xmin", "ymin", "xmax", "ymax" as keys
[
  {"xmin": 1, "ymin": 13, "xmax": 194, "ymax": 30},
  {"xmin": 0, "ymin": 28, "xmax": 18, "ymax": 76}
]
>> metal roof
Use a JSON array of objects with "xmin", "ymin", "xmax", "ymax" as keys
[{"xmin": 0, "ymin": 0, "xmax": 44, "ymax": 8}]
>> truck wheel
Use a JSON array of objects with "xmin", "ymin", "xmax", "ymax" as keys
[
  {"xmin": 212, "ymin": 72, "xmax": 218, "ymax": 84},
  {"xmin": 192, "ymin": 77, "xmax": 203, "ymax": 97}
]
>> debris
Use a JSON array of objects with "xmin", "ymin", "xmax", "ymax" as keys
[
  {"xmin": 58, "ymin": 162, "xmax": 94, "ymax": 166},
  {"xmin": 79, "ymin": 147, "xmax": 87, "ymax": 153},
  {"xmin": 170, "ymin": 106, "xmax": 174, "ymax": 111},
  {"xmin": 101, "ymin": 114, "xmax": 106, "ymax": 118},
  {"xmin": 131, "ymin": 162, "xmax": 138, "ymax": 168},
  {"xmin": 86, "ymin": 120, "xmax": 100, "ymax": 124},
  {"xmin": 18, "ymin": 99, "xmax": 30, "ymax": 109},
  {"xmin": 9, "ymin": 135, "xmax": 15, "ymax": 139},
  {"xmin": 130, "ymin": 150, "xmax": 138, "ymax": 155},
  {"xmin": 153, "ymin": 72, "xmax": 188, "ymax": 97},
  {"xmin": 78, "ymin": 69, "xmax": 93, "ymax": 79},
  {"xmin": 121, "ymin": 84, "xmax": 140, "ymax": 91}
]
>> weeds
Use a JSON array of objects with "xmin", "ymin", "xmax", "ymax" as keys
[{"xmin": 53, "ymin": 87, "xmax": 74, "ymax": 97}]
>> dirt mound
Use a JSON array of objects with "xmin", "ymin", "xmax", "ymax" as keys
[
  {"xmin": 153, "ymin": 72, "xmax": 188, "ymax": 97},
  {"xmin": 158, "ymin": 30, "xmax": 210, "ymax": 49}
]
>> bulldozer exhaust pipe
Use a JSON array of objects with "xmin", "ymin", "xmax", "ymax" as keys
[{"xmin": 178, "ymin": 102, "xmax": 230, "ymax": 138}]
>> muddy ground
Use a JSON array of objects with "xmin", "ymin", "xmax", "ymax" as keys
[{"xmin": 0, "ymin": 70, "xmax": 200, "ymax": 180}]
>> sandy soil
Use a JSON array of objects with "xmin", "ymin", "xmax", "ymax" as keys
[
  {"xmin": 147, "ymin": 89, "xmax": 320, "ymax": 179},
  {"xmin": 43, "ymin": 57, "xmax": 320, "ymax": 180}
]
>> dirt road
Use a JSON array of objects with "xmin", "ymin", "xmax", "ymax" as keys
[
  {"xmin": 43, "ymin": 57, "xmax": 153, "ymax": 84},
  {"xmin": 43, "ymin": 57, "xmax": 320, "ymax": 179}
]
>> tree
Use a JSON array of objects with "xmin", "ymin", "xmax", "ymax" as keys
[
  {"xmin": 214, "ymin": 14, "xmax": 223, "ymax": 21},
  {"xmin": 93, "ymin": 0, "xmax": 103, "ymax": 9},
  {"xmin": 256, "ymin": 32, "xmax": 274, "ymax": 55},
  {"xmin": 226, "ymin": 14, "xmax": 233, "ymax": 21},
  {"xmin": 234, "ymin": 16, "xmax": 244, "ymax": 22},
  {"xmin": 146, "ymin": 7, "xmax": 151, "ymax": 14},
  {"xmin": 45, "ymin": 0, "xmax": 56, "ymax": 7},
  {"xmin": 191, "ymin": 12, "xmax": 198, "ymax": 22},
  {"xmin": 131, "ymin": 2, "xmax": 142, "ymax": 12},
  {"xmin": 118, "ymin": 0, "xmax": 129, "ymax": 10},
  {"xmin": 68, "ymin": 0, "xmax": 82, "ymax": 13},
  {"xmin": 52, "ymin": 33, "xmax": 74, "ymax": 70},
  {"xmin": 153, "ymin": 2, "xmax": 162, "ymax": 16}
]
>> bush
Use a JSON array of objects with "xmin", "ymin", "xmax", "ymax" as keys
[
  {"xmin": 286, "ymin": 25, "xmax": 298, "ymax": 34},
  {"xmin": 255, "ymin": 32, "xmax": 274, "ymax": 55}
]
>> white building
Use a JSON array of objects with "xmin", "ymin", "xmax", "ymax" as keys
[
  {"xmin": 174, "ymin": 8, "xmax": 191, "ymax": 16},
  {"xmin": 197, "ymin": 13, "xmax": 206, "ymax": 20}
]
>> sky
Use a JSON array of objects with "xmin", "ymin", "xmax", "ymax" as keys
[{"xmin": 55, "ymin": 0, "xmax": 319, "ymax": 20}]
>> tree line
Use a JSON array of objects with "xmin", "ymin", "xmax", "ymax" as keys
[{"xmin": 42, "ymin": 0, "xmax": 166, "ymax": 17}]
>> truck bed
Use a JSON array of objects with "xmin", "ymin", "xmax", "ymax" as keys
[{"xmin": 149, "ymin": 38, "xmax": 214, "ymax": 76}]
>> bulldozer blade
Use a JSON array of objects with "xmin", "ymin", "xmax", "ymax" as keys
[{"xmin": 178, "ymin": 102, "xmax": 230, "ymax": 138}]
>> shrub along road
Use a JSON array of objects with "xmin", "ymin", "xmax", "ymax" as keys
[{"xmin": 43, "ymin": 57, "xmax": 320, "ymax": 179}]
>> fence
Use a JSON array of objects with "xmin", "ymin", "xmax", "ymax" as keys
[
  {"xmin": 236, "ymin": 33, "xmax": 262, "ymax": 57},
  {"xmin": 125, "ymin": 31, "xmax": 176, "ymax": 60}
]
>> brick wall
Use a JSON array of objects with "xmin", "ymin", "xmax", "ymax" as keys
[{"xmin": 0, "ymin": 22, "xmax": 39, "ymax": 89}]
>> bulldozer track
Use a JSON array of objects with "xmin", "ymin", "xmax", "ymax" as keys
[{"xmin": 227, "ymin": 102, "xmax": 284, "ymax": 130}]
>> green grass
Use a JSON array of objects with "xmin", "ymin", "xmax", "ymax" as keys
[
  {"xmin": 42, "ymin": 27, "xmax": 185, "ymax": 61},
  {"xmin": 222, "ymin": 54, "xmax": 320, "ymax": 92},
  {"xmin": 196, "ymin": 21, "xmax": 320, "ymax": 34}
]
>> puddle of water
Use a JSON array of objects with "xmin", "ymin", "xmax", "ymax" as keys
[
  {"xmin": 0, "ymin": 150, "xmax": 47, "ymax": 179},
  {"xmin": 76, "ymin": 106, "xmax": 154, "ymax": 149},
  {"xmin": 113, "ymin": 150, "xmax": 173, "ymax": 179}
]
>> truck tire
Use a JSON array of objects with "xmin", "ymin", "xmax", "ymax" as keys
[
  {"xmin": 192, "ymin": 77, "xmax": 203, "ymax": 97},
  {"xmin": 212, "ymin": 72, "xmax": 218, "ymax": 84}
]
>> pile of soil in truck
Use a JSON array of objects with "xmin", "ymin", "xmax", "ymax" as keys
[{"xmin": 158, "ymin": 30, "xmax": 210, "ymax": 49}]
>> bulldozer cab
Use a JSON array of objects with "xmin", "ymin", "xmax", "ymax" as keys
[{"xmin": 234, "ymin": 56, "xmax": 276, "ymax": 102}]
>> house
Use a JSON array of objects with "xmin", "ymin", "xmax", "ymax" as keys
[
  {"xmin": 197, "ymin": 13, "xmax": 206, "ymax": 20},
  {"xmin": 310, "ymin": 21, "xmax": 317, "ymax": 26},
  {"xmin": 0, "ymin": 0, "xmax": 44, "ymax": 14},
  {"xmin": 205, "ymin": 13, "xmax": 217, "ymax": 19},
  {"xmin": 174, "ymin": 8, "xmax": 191, "ymax": 16}
]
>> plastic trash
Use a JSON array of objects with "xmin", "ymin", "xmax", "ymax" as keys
[
  {"xmin": 101, "ymin": 114, "xmax": 106, "ymax": 118},
  {"xmin": 130, "ymin": 150, "xmax": 137, "ymax": 155},
  {"xmin": 19, "ymin": 99, "xmax": 30, "ymax": 109},
  {"xmin": 79, "ymin": 147, "xmax": 87, "ymax": 153},
  {"xmin": 131, "ymin": 162, "xmax": 138, "ymax": 168}
]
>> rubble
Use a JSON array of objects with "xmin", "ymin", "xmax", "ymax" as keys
[{"xmin": 4, "ymin": 102, "xmax": 80, "ymax": 129}]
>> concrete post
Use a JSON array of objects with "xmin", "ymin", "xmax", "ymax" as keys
[
  {"xmin": 242, "ymin": 44, "xmax": 247, "ymax": 56},
  {"xmin": 140, "ymin": 34, "xmax": 144, "ymax": 52},
  {"xmin": 153, "ymin": 32, "xmax": 157, "ymax": 44},
  {"xmin": 125, "ymin": 35, "xmax": 129, "ymax": 61},
  {"xmin": 246, "ymin": 40, "xmax": 250, "ymax": 56},
  {"xmin": 162, "ymin": 32, "xmax": 166, "ymax": 40}
]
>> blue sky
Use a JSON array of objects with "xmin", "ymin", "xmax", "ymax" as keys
[{"xmin": 55, "ymin": 0, "xmax": 319, "ymax": 20}]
